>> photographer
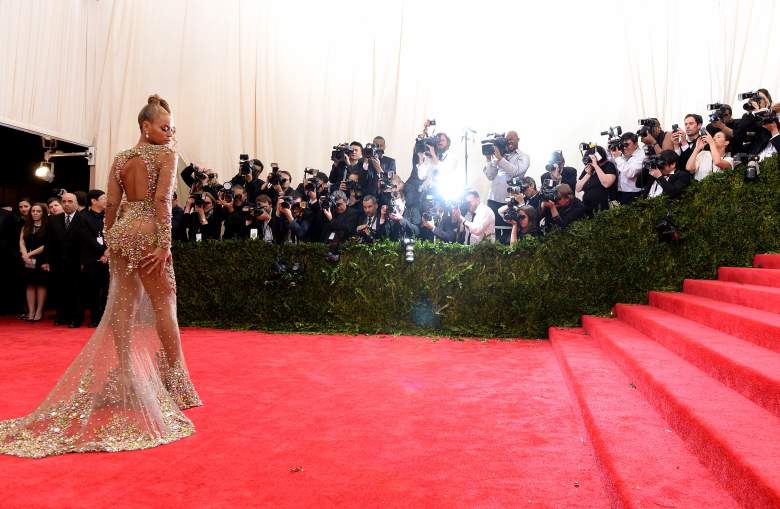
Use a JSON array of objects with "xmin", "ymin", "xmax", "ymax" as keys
[
  {"xmin": 321, "ymin": 190, "xmax": 359, "ymax": 244},
  {"xmin": 417, "ymin": 132, "xmax": 457, "ymax": 194},
  {"xmin": 576, "ymin": 146, "xmax": 617, "ymax": 216},
  {"xmin": 356, "ymin": 195, "xmax": 386, "ymax": 242},
  {"xmin": 219, "ymin": 184, "xmax": 248, "ymax": 240},
  {"xmin": 79, "ymin": 190, "xmax": 108, "ymax": 327},
  {"xmin": 419, "ymin": 200, "xmax": 459, "ymax": 243},
  {"xmin": 672, "ymin": 114, "xmax": 704, "ymax": 171},
  {"xmin": 482, "ymin": 131, "xmax": 530, "ymax": 206},
  {"xmin": 507, "ymin": 205, "xmax": 541, "ymax": 244},
  {"xmin": 230, "ymin": 158, "xmax": 265, "ymax": 202},
  {"xmin": 182, "ymin": 163, "xmax": 219, "ymax": 196},
  {"xmin": 243, "ymin": 195, "xmax": 275, "ymax": 242},
  {"xmin": 705, "ymin": 105, "xmax": 736, "ymax": 138},
  {"xmin": 732, "ymin": 89, "xmax": 780, "ymax": 159},
  {"xmin": 185, "ymin": 191, "xmax": 221, "ymax": 241},
  {"xmin": 272, "ymin": 195, "xmax": 312, "ymax": 244},
  {"xmin": 518, "ymin": 177, "xmax": 543, "ymax": 212},
  {"xmin": 648, "ymin": 150, "xmax": 691, "ymax": 199},
  {"xmin": 171, "ymin": 191, "xmax": 187, "ymax": 242},
  {"xmin": 540, "ymin": 184, "xmax": 586, "ymax": 231},
  {"xmin": 453, "ymin": 190, "xmax": 494, "ymax": 245},
  {"xmin": 639, "ymin": 118, "xmax": 674, "ymax": 155},
  {"xmin": 612, "ymin": 132, "xmax": 646, "ymax": 204},
  {"xmin": 686, "ymin": 130, "xmax": 734, "ymax": 181},
  {"xmin": 539, "ymin": 151, "xmax": 577, "ymax": 192},
  {"xmin": 373, "ymin": 136, "xmax": 396, "ymax": 176},
  {"xmin": 356, "ymin": 143, "xmax": 382, "ymax": 198}
]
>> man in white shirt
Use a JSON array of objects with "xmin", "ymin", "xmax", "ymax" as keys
[
  {"xmin": 417, "ymin": 132, "xmax": 459, "ymax": 195},
  {"xmin": 611, "ymin": 132, "xmax": 646, "ymax": 204},
  {"xmin": 453, "ymin": 190, "xmax": 495, "ymax": 245},
  {"xmin": 685, "ymin": 131, "xmax": 734, "ymax": 181},
  {"xmin": 757, "ymin": 115, "xmax": 780, "ymax": 161},
  {"xmin": 483, "ymin": 130, "xmax": 530, "ymax": 204}
]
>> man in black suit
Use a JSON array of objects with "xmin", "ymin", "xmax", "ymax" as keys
[
  {"xmin": 48, "ymin": 192, "xmax": 85, "ymax": 327},
  {"xmin": 171, "ymin": 191, "xmax": 187, "ymax": 242},
  {"xmin": 0, "ymin": 204, "xmax": 19, "ymax": 314},
  {"xmin": 373, "ymin": 135, "xmax": 397, "ymax": 178},
  {"xmin": 79, "ymin": 190, "xmax": 109, "ymax": 327}
]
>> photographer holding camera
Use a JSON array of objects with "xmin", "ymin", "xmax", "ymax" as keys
[
  {"xmin": 732, "ymin": 89, "xmax": 780, "ymax": 159},
  {"xmin": 540, "ymin": 184, "xmax": 586, "ymax": 231},
  {"xmin": 647, "ymin": 150, "xmax": 691, "ymax": 199},
  {"xmin": 219, "ymin": 184, "xmax": 248, "ymax": 240},
  {"xmin": 417, "ymin": 131, "xmax": 456, "ymax": 195},
  {"xmin": 686, "ymin": 130, "xmax": 734, "ymax": 181},
  {"xmin": 452, "ymin": 190, "xmax": 494, "ymax": 245},
  {"xmin": 356, "ymin": 195, "xmax": 386, "ymax": 242},
  {"xmin": 638, "ymin": 118, "xmax": 674, "ymax": 155},
  {"xmin": 185, "ymin": 191, "xmax": 222, "ymax": 241},
  {"xmin": 230, "ymin": 156, "xmax": 265, "ymax": 202},
  {"xmin": 705, "ymin": 104, "xmax": 736, "ymax": 138},
  {"xmin": 419, "ymin": 199, "xmax": 459, "ymax": 243},
  {"xmin": 373, "ymin": 136, "xmax": 396, "ymax": 176},
  {"xmin": 181, "ymin": 163, "xmax": 220, "ymax": 197},
  {"xmin": 612, "ymin": 132, "xmax": 646, "ymax": 204},
  {"xmin": 321, "ymin": 190, "xmax": 359, "ymax": 244},
  {"xmin": 243, "ymin": 195, "xmax": 275, "ymax": 242},
  {"xmin": 672, "ymin": 114, "xmax": 704, "ymax": 171},
  {"xmin": 482, "ymin": 131, "xmax": 530, "ymax": 206},
  {"xmin": 576, "ymin": 145, "xmax": 617, "ymax": 216},
  {"xmin": 539, "ymin": 151, "xmax": 576, "ymax": 192}
]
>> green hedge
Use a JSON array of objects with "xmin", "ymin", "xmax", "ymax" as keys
[{"xmin": 173, "ymin": 156, "xmax": 780, "ymax": 338}]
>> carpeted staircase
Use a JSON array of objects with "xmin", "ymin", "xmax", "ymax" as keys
[{"xmin": 551, "ymin": 253, "xmax": 780, "ymax": 509}]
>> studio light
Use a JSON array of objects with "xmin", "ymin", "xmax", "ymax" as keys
[{"xmin": 34, "ymin": 157, "xmax": 54, "ymax": 182}]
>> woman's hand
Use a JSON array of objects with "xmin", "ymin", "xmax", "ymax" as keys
[{"xmin": 140, "ymin": 247, "xmax": 172, "ymax": 276}]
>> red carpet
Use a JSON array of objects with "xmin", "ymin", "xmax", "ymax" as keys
[
  {"xmin": 551, "ymin": 253, "xmax": 780, "ymax": 509},
  {"xmin": 4, "ymin": 254, "xmax": 780, "ymax": 508},
  {"xmin": 0, "ymin": 321, "xmax": 608, "ymax": 508}
]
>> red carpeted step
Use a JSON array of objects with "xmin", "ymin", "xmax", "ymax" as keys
[
  {"xmin": 754, "ymin": 254, "xmax": 780, "ymax": 269},
  {"xmin": 615, "ymin": 303, "xmax": 780, "ymax": 418},
  {"xmin": 550, "ymin": 327, "xmax": 740, "ymax": 509},
  {"xmin": 683, "ymin": 279, "xmax": 780, "ymax": 314},
  {"xmin": 583, "ymin": 315, "xmax": 780, "ymax": 509},
  {"xmin": 649, "ymin": 291, "xmax": 780, "ymax": 353},
  {"xmin": 719, "ymin": 266, "xmax": 780, "ymax": 288}
]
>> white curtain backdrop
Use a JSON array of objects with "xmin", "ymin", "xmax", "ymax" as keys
[{"xmin": 1, "ymin": 0, "xmax": 779, "ymax": 194}]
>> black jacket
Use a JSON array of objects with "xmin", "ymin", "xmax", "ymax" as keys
[
  {"xmin": 544, "ymin": 198, "xmax": 587, "ymax": 231},
  {"xmin": 322, "ymin": 207, "xmax": 360, "ymax": 243},
  {"xmin": 48, "ymin": 211, "xmax": 85, "ymax": 269},
  {"xmin": 651, "ymin": 169, "xmax": 692, "ymax": 199},
  {"xmin": 79, "ymin": 209, "xmax": 107, "ymax": 265},
  {"xmin": 172, "ymin": 205, "xmax": 187, "ymax": 241}
]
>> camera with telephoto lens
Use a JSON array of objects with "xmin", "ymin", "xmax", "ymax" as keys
[
  {"xmin": 506, "ymin": 176, "xmax": 529, "ymax": 195},
  {"xmin": 642, "ymin": 155, "xmax": 664, "ymax": 172},
  {"xmin": 319, "ymin": 195, "xmax": 338, "ymax": 211},
  {"xmin": 304, "ymin": 167, "xmax": 318, "ymax": 176},
  {"xmin": 267, "ymin": 163, "xmax": 282, "ymax": 186},
  {"xmin": 733, "ymin": 153, "xmax": 761, "ymax": 181},
  {"xmin": 579, "ymin": 142, "xmax": 598, "ymax": 165},
  {"xmin": 754, "ymin": 109, "xmax": 778, "ymax": 125},
  {"xmin": 501, "ymin": 196, "xmax": 522, "ymax": 223},
  {"xmin": 706, "ymin": 103, "xmax": 729, "ymax": 123},
  {"xmin": 739, "ymin": 91, "xmax": 764, "ymax": 111},
  {"xmin": 238, "ymin": 154, "xmax": 251, "ymax": 175},
  {"xmin": 187, "ymin": 163, "xmax": 208, "ymax": 181},
  {"xmin": 331, "ymin": 143, "xmax": 354, "ymax": 161},
  {"xmin": 415, "ymin": 135, "xmax": 438, "ymax": 154},
  {"xmin": 190, "ymin": 193, "xmax": 205, "ymax": 207},
  {"xmin": 363, "ymin": 143, "xmax": 384, "ymax": 160},
  {"xmin": 539, "ymin": 179, "xmax": 558, "ymax": 202},
  {"xmin": 600, "ymin": 126, "xmax": 623, "ymax": 151},
  {"xmin": 637, "ymin": 118, "xmax": 657, "ymax": 138},
  {"xmin": 280, "ymin": 196, "xmax": 293, "ymax": 209},
  {"xmin": 481, "ymin": 133, "xmax": 509, "ymax": 157}
]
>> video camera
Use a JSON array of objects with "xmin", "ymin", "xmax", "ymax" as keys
[
  {"xmin": 415, "ymin": 135, "xmax": 438, "ymax": 154},
  {"xmin": 706, "ymin": 103, "xmax": 730, "ymax": 123},
  {"xmin": 637, "ymin": 118, "xmax": 657, "ymax": 138},
  {"xmin": 331, "ymin": 143, "xmax": 355, "ymax": 161},
  {"xmin": 481, "ymin": 133, "xmax": 509, "ymax": 157},
  {"xmin": 738, "ymin": 91, "xmax": 763, "ymax": 111},
  {"xmin": 599, "ymin": 126, "xmax": 623, "ymax": 152}
]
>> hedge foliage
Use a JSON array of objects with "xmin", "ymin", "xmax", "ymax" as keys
[{"xmin": 173, "ymin": 156, "xmax": 780, "ymax": 338}]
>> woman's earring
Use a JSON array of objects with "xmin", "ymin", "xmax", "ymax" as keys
[{"xmin": 144, "ymin": 130, "xmax": 150, "ymax": 139}]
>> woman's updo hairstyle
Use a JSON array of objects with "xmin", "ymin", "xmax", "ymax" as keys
[{"xmin": 137, "ymin": 94, "xmax": 171, "ymax": 131}]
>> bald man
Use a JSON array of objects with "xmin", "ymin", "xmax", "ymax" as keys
[
  {"xmin": 483, "ymin": 130, "xmax": 530, "ymax": 243},
  {"xmin": 47, "ymin": 192, "xmax": 85, "ymax": 327}
]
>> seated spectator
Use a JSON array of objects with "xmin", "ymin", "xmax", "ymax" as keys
[
  {"xmin": 686, "ymin": 131, "xmax": 734, "ymax": 181},
  {"xmin": 540, "ymin": 184, "xmax": 586, "ymax": 231},
  {"xmin": 648, "ymin": 150, "xmax": 691, "ymax": 199}
]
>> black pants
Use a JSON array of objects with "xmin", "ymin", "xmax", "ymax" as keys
[
  {"xmin": 53, "ymin": 264, "xmax": 84, "ymax": 324},
  {"xmin": 618, "ymin": 191, "xmax": 643, "ymax": 205},
  {"xmin": 82, "ymin": 262, "xmax": 109, "ymax": 324},
  {"xmin": 487, "ymin": 199, "xmax": 510, "ymax": 245}
]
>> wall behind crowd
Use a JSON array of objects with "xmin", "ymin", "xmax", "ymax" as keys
[{"xmin": 1, "ymin": 0, "xmax": 779, "ymax": 195}]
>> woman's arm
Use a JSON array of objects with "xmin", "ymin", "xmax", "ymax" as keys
[
  {"xmin": 104, "ymin": 158, "xmax": 123, "ymax": 235},
  {"xmin": 153, "ymin": 148, "xmax": 177, "ymax": 249}
]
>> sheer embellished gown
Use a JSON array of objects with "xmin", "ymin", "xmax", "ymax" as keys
[{"xmin": 0, "ymin": 143, "xmax": 202, "ymax": 458}]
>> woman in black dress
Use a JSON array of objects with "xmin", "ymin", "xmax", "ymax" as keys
[{"xmin": 19, "ymin": 202, "xmax": 50, "ymax": 321}]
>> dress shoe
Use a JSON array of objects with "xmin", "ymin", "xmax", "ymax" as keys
[
  {"xmin": 54, "ymin": 319, "xmax": 68, "ymax": 325},
  {"xmin": 68, "ymin": 322, "xmax": 82, "ymax": 328},
  {"xmin": 88, "ymin": 321, "xmax": 100, "ymax": 328}
]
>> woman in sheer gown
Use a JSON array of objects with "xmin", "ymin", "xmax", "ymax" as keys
[{"xmin": 0, "ymin": 95, "xmax": 202, "ymax": 458}]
